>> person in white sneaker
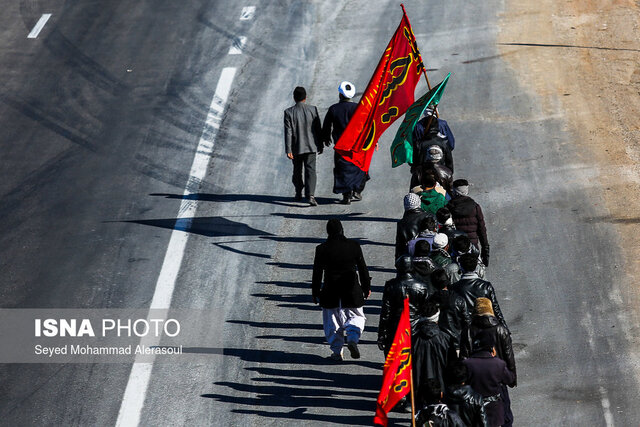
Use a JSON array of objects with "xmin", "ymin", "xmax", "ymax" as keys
[{"xmin": 312, "ymin": 219, "xmax": 371, "ymax": 360}]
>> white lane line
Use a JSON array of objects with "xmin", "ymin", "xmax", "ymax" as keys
[
  {"xmin": 27, "ymin": 14, "xmax": 52, "ymax": 38},
  {"xmin": 599, "ymin": 386, "xmax": 615, "ymax": 427},
  {"xmin": 228, "ymin": 36, "xmax": 247, "ymax": 55},
  {"xmin": 239, "ymin": 6, "xmax": 256, "ymax": 20},
  {"xmin": 115, "ymin": 67, "xmax": 237, "ymax": 427}
]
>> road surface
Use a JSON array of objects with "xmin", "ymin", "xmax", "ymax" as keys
[{"xmin": 1, "ymin": 0, "xmax": 638, "ymax": 425}]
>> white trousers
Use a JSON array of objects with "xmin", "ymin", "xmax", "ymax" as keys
[{"xmin": 322, "ymin": 305, "xmax": 366, "ymax": 354}]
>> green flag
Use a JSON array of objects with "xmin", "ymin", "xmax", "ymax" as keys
[{"xmin": 390, "ymin": 73, "xmax": 451, "ymax": 168}]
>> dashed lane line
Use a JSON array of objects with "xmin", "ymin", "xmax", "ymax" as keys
[
  {"xmin": 228, "ymin": 36, "xmax": 247, "ymax": 55},
  {"xmin": 114, "ymin": 67, "xmax": 237, "ymax": 427},
  {"xmin": 239, "ymin": 6, "xmax": 256, "ymax": 20},
  {"xmin": 27, "ymin": 14, "xmax": 51, "ymax": 38}
]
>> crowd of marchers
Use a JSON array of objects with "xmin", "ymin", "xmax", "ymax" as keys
[{"xmin": 297, "ymin": 83, "xmax": 516, "ymax": 427}]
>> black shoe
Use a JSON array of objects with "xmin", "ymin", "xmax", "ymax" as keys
[
  {"xmin": 347, "ymin": 341, "xmax": 360, "ymax": 359},
  {"xmin": 352, "ymin": 192, "xmax": 362, "ymax": 201},
  {"xmin": 294, "ymin": 193, "xmax": 303, "ymax": 201},
  {"xmin": 340, "ymin": 194, "xmax": 351, "ymax": 205},
  {"xmin": 308, "ymin": 196, "xmax": 318, "ymax": 206}
]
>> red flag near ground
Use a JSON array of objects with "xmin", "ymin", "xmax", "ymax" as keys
[
  {"xmin": 374, "ymin": 297, "xmax": 413, "ymax": 426},
  {"xmin": 334, "ymin": 7, "xmax": 425, "ymax": 173}
]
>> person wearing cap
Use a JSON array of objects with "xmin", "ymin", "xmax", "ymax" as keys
[
  {"xmin": 312, "ymin": 219, "xmax": 371, "ymax": 361},
  {"xmin": 447, "ymin": 179, "xmax": 490, "ymax": 267},
  {"xmin": 284, "ymin": 86, "xmax": 323, "ymax": 206},
  {"xmin": 461, "ymin": 298, "xmax": 516, "ymax": 427},
  {"xmin": 462, "ymin": 331, "xmax": 516, "ymax": 427},
  {"xmin": 395, "ymin": 193, "xmax": 432, "ymax": 259},
  {"xmin": 322, "ymin": 81, "xmax": 367, "ymax": 204}
]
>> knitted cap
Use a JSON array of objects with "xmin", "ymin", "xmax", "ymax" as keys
[{"xmin": 404, "ymin": 193, "xmax": 421, "ymax": 211}]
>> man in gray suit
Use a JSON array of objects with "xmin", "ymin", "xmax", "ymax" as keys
[{"xmin": 284, "ymin": 86, "xmax": 322, "ymax": 206}]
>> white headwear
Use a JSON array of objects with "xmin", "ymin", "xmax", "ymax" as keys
[
  {"xmin": 339, "ymin": 81, "xmax": 356, "ymax": 99},
  {"xmin": 432, "ymin": 233, "xmax": 449, "ymax": 249}
]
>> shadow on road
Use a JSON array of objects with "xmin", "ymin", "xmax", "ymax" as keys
[
  {"xmin": 201, "ymin": 366, "xmax": 382, "ymax": 425},
  {"xmin": 150, "ymin": 192, "xmax": 336, "ymax": 207},
  {"xmin": 115, "ymin": 216, "xmax": 274, "ymax": 238}
]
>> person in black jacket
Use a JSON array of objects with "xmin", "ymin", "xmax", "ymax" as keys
[
  {"xmin": 312, "ymin": 219, "xmax": 371, "ymax": 361},
  {"xmin": 450, "ymin": 254, "xmax": 508, "ymax": 331},
  {"xmin": 460, "ymin": 298, "xmax": 516, "ymax": 427},
  {"xmin": 444, "ymin": 363, "xmax": 489, "ymax": 427},
  {"xmin": 447, "ymin": 179, "xmax": 490, "ymax": 266},
  {"xmin": 377, "ymin": 256, "xmax": 435, "ymax": 355},
  {"xmin": 396, "ymin": 193, "xmax": 431, "ymax": 259},
  {"xmin": 463, "ymin": 332, "xmax": 516, "ymax": 427},
  {"xmin": 416, "ymin": 379, "xmax": 465, "ymax": 427},
  {"xmin": 412, "ymin": 303, "xmax": 455, "ymax": 410},
  {"xmin": 436, "ymin": 207, "xmax": 467, "ymax": 244},
  {"xmin": 322, "ymin": 81, "xmax": 366, "ymax": 204},
  {"xmin": 450, "ymin": 235, "xmax": 485, "ymax": 279},
  {"xmin": 412, "ymin": 240, "xmax": 438, "ymax": 284},
  {"xmin": 412, "ymin": 113, "xmax": 454, "ymax": 175},
  {"xmin": 431, "ymin": 269, "xmax": 470, "ymax": 354}
]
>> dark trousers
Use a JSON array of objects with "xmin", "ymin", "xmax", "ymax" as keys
[
  {"xmin": 292, "ymin": 152, "xmax": 316, "ymax": 197},
  {"xmin": 501, "ymin": 384, "xmax": 513, "ymax": 427}
]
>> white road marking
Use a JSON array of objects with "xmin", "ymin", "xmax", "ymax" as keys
[
  {"xmin": 27, "ymin": 14, "xmax": 52, "ymax": 38},
  {"xmin": 581, "ymin": 311, "xmax": 616, "ymax": 427},
  {"xmin": 239, "ymin": 6, "xmax": 256, "ymax": 20},
  {"xmin": 599, "ymin": 386, "xmax": 615, "ymax": 427},
  {"xmin": 115, "ymin": 67, "xmax": 237, "ymax": 427},
  {"xmin": 228, "ymin": 36, "xmax": 247, "ymax": 55}
]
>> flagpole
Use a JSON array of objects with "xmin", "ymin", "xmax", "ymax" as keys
[
  {"xmin": 400, "ymin": 3, "xmax": 437, "ymax": 118},
  {"xmin": 409, "ymin": 364, "xmax": 416, "ymax": 427}
]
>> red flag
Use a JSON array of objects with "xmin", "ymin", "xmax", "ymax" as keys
[
  {"xmin": 334, "ymin": 8, "xmax": 425, "ymax": 172},
  {"xmin": 374, "ymin": 297, "xmax": 413, "ymax": 426}
]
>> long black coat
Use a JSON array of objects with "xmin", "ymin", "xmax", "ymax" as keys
[
  {"xmin": 312, "ymin": 235, "xmax": 370, "ymax": 308},
  {"xmin": 463, "ymin": 351, "xmax": 516, "ymax": 427},
  {"xmin": 412, "ymin": 319, "xmax": 454, "ymax": 408},
  {"xmin": 460, "ymin": 315, "xmax": 517, "ymax": 385},
  {"xmin": 321, "ymin": 99, "xmax": 357, "ymax": 144},
  {"xmin": 395, "ymin": 208, "xmax": 431, "ymax": 259}
]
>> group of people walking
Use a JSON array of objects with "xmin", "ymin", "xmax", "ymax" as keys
[
  {"xmin": 305, "ymin": 83, "xmax": 516, "ymax": 427},
  {"xmin": 283, "ymin": 83, "xmax": 368, "ymax": 206}
]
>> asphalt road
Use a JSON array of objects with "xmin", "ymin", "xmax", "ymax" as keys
[{"xmin": 1, "ymin": 0, "xmax": 638, "ymax": 425}]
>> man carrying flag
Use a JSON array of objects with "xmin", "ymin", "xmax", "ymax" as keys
[
  {"xmin": 334, "ymin": 5, "xmax": 426, "ymax": 187},
  {"xmin": 374, "ymin": 297, "xmax": 415, "ymax": 426},
  {"xmin": 389, "ymin": 74, "xmax": 452, "ymax": 189}
]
